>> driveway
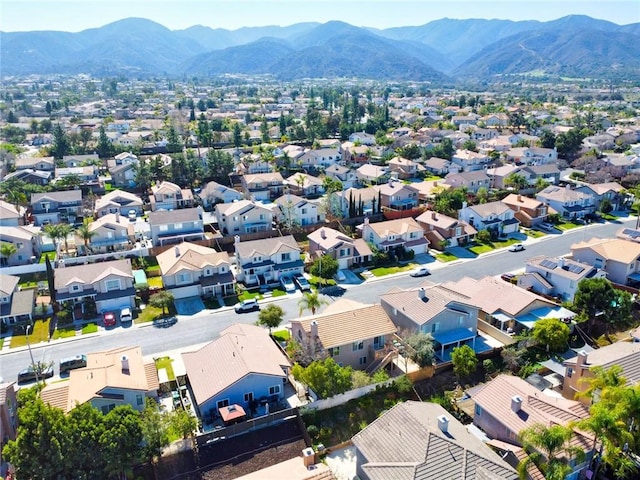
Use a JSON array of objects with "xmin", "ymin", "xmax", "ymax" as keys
[{"xmin": 174, "ymin": 296, "xmax": 205, "ymax": 315}]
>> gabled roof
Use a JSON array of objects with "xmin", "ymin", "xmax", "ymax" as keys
[
  {"xmin": 571, "ymin": 237, "xmax": 640, "ymax": 263},
  {"xmin": 502, "ymin": 193, "xmax": 544, "ymax": 210},
  {"xmin": 235, "ymin": 234, "xmax": 300, "ymax": 259},
  {"xmin": 537, "ymin": 185, "xmax": 593, "ymax": 202},
  {"xmin": 308, "ymin": 227, "xmax": 354, "ymax": 250},
  {"xmin": 563, "ymin": 342, "xmax": 640, "ymax": 386},
  {"xmin": 375, "ymin": 181, "xmax": 419, "ymax": 197},
  {"xmin": 54, "ymin": 259, "xmax": 133, "ymax": 289},
  {"xmin": 0, "ymin": 200, "xmax": 23, "ymax": 219},
  {"xmin": 157, "ymin": 243, "xmax": 229, "ymax": 276},
  {"xmin": 464, "ymin": 200, "xmax": 511, "ymax": 217},
  {"xmin": 353, "ymin": 401, "xmax": 518, "ymax": 480},
  {"xmin": 365, "ymin": 217, "xmax": 423, "ymax": 237},
  {"xmin": 526, "ymin": 255, "xmax": 599, "ymax": 281},
  {"xmin": 31, "ymin": 189, "xmax": 82, "ymax": 204},
  {"xmin": 243, "ymin": 172, "xmax": 284, "ymax": 184},
  {"xmin": 148, "ymin": 207, "xmax": 201, "ymax": 225},
  {"xmin": 96, "ymin": 189, "xmax": 143, "ymax": 210},
  {"xmin": 182, "ymin": 324, "xmax": 290, "ymax": 407},
  {"xmin": 215, "ymin": 199, "xmax": 272, "ymax": 216},
  {"xmin": 292, "ymin": 300, "xmax": 396, "ymax": 349},
  {"xmin": 0, "ymin": 273, "xmax": 19, "ymax": 297},
  {"xmin": 89, "ymin": 213, "xmax": 135, "ymax": 235}
]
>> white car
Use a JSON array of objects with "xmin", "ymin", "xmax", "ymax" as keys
[
  {"xmin": 128, "ymin": 210, "xmax": 137, "ymax": 221},
  {"xmin": 280, "ymin": 275, "xmax": 296, "ymax": 293},
  {"xmin": 235, "ymin": 298, "xmax": 259, "ymax": 313},
  {"xmin": 410, "ymin": 266, "xmax": 431, "ymax": 277},
  {"xmin": 509, "ymin": 243, "xmax": 525, "ymax": 252},
  {"xmin": 120, "ymin": 307, "xmax": 133, "ymax": 323}
]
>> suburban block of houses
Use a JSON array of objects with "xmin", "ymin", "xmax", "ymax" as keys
[
  {"xmin": 233, "ymin": 235, "xmax": 303, "ymax": 287},
  {"xmin": 361, "ymin": 217, "xmax": 429, "ymax": 255},
  {"xmin": 148, "ymin": 207, "xmax": 205, "ymax": 247},
  {"xmin": 214, "ymin": 199, "xmax": 274, "ymax": 235},
  {"xmin": 570, "ymin": 237, "xmax": 640, "ymax": 286},
  {"xmin": 307, "ymin": 227, "xmax": 373, "ymax": 270}
]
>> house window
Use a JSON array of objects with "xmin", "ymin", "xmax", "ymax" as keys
[
  {"xmin": 41, "ymin": 202, "xmax": 50, "ymax": 210},
  {"xmin": 567, "ymin": 368, "xmax": 573, "ymax": 378},
  {"xmin": 254, "ymin": 256, "xmax": 262, "ymax": 263},
  {"xmin": 101, "ymin": 404, "xmax": 116, "ymax": 415},
  {"xmin": 159, "ymin": 225, "xmax": 168, "ymax": 232},
  {"xmin": 205, "ymin": 268, "xmax": 212, "ymax": 276},
  {"xmin": 339, "ymin": 248, "xmax": 350, "ymax": 257},
  {"xmin": 105, "ymin": 279, "xmax": 120, "ymax": 291},
  {"xmin": 136, "ymin": 394, "xmax": 144, "ymax": 406},
  {"xmin": 244, "ymin": 392, "xmax": 254, "ymax": 403},
  {"xmin": 217, "ymin": 399, "xmax": 230, "ymax": 409},
  {"xmin": 373, "ymin": 336, "xmax": 384, "ymax": 350},
  {"xmin": 359, "ymin": 356, "xmax": 367, "ymax": 365},
  {"xmin": 259, "ymin": 214, "xmax": 265, "ymax": 220},
  {"xmin": 431, "ymin": 322, "xmax": 440, "ymax": 333},
  {"xmin": 269, "ymin": 385, "xmax": 281, "ymax": 395},
  {"xmin": 301, "ymin": 208, "xmax": 307, "ymax": 214},
  {"xmin": 281, "ymin": 253, "xmax": 291, "ymax": 262},
  {"xmin": 174, "ymin": 223, "xmax": 182, "ymax": 229},
  {"xmin": 328, "ymin": 347, "xmax": 340, "ymax": 357},
  {"xmin": 178, "ymin": 272, "xmax": 191, "ymax": 284},
  {"xmin": 16, "ymin": 242, "xmax": 23, "ymax": 249},
  {"xmin": 457, "ymin": 316, "xmax": 465, "ymax": 327},
  {"xmin": 475, "ymin": 404, "xmax": 482, "ymax": 416},
  {"xmin": 71, "ymin": 285, "xmax": 81, "ymax": 292},
  {"xmin": 352, "ymin": 341, "xmax": 364, "ymax": 351}
]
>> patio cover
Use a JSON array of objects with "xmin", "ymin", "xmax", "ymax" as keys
[
  {"xmin": 516, "ymin": 306, "xmax": 576, "ymax": 329},
  {"xmin": 219, "ymin": 404, "xmax": 246, "ymax": 423},
  {"xmin": 432, "ymin": 327, "xmax": 476, "ymax": 346}
]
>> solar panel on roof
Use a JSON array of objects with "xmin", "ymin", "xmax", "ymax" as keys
[
  {"xmin": 566, "ymin": 264, "xmax": 585, "ymax": 274},
  {"xmin": 622, "ymin": 228, "xmax": 640, "ymax": 239},
  {"xmin": 540, "ymin": 259, "xmax": 557, "ymax": 269}
]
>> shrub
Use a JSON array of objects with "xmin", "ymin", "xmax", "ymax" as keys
[{"xmin": 306, "ymin": 424, "xmax": 319, "ymax": 439}]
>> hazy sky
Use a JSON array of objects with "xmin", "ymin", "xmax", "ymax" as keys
[{"xmin": 2, "ymin": 0, "xmax": 639, "ymax": 32}]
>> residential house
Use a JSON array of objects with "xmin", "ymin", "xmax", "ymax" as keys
[
  {"xmin": 324, "ymin": 164, "xmax": 357, "ymax": 189},
  {"xmin": 521, "ymin": 146, "xmax": 558, "ymax": 165},
  {"xmin": 451, "ymin": 149, "xmax": 490, "ymax": 172},
  {"xmin": 290, "ymin": 299, "xmax": 397, "ymax": 370},
  {"xmin": 501, "ymin": 193, "xmax": 550, "ymax": 228},
  {"xmin": 54, "ymin": 166, "xmax": 100, "ymax": 189},
  {"xmin": 617, "ymin": 227, "xmax": 640, "ymax": 243},
  {"xmin": 486, "ymin": 164, "xmax": 522, "ymax": 190},
  {"xmin": 0, "ymin": 381, "xmax": 18, "ymax": 443},
  {"xmin": 3, "ymin": 169, "xmax": 52, "ymax": 186},
  {"xmin": 353, "ymin": 401, "xmax": 519, "ymax": 480},
  {"xmin": 342, "ymin": 143, "xmax": 373, "ymax": 165},
  {"xmin": 285, "ymin": 173, "xmax": 325, "ymax": 198},
  {"xmin": 443, "ymin": 276, "xmax": 576, "ymax": 333},
  {"xmin": 388, "ymin": 156, "xmax": 425, "ymax": 180},
  {"xmin": 562, "ymin": 343, "xmax": 640, "ymax": 403},
  {"xmin": 571, "ymin": 237, "xmax": 640, "ymax": 286},
  {"xmin": 234, "ymin": 235, "xmax": 303, "ymax": 287},
  {"xmin": 157, "ymin": 243, "xmax": 234, "ymax": 299},
  {"xmin": 356, "ymin": 164, "xmax": 389, "ymax": 185},
  {"xmin": 470, "ymin": 374, "xmax": 593, "ymax": 479},
  {"xmin": 199, "ymin": 180, "xmax": 244, "ymax": 209},
  {"xmin": 466, "ymin": 126, "xmax": 498, "ymax": 142},
  {"xmin": 482, "ymin": 113, "xmax": 509, "ymax": 128},
  {"xmin": 335, "ymin": 187, "xmax": 379, "ymax": 217},
  {"xmin": 79, "ymin": 213, "xmax": 134, "ymax": 254},
  {"xmin": 361, "ymin": 217, "xmax": 429, "ymax": 255},
  {"xmin": 411, "ymin": 179, "xmax": 452, "ymax": 204},
  {"xmin": 308, "ymin": 227, "xmax": 372, "ymax": 270},
  {"xmin": 452, "ymin": 114, "xmax": 479, "ymax": 127},
  {"xmin": 458, "ymin": 201, "xmax": 520, "ymax": 236},
  {"xmin": 536, "ymin": 185, "xmax": 596, "ymax": 220},
  {"xmin": 54, "ymin": 259, "xmax": 136, "ymax": 315},
  {"xmin": 519, "ymin": 256, "xmax": 606, "ymax": 302},
  {"xmin": 30, "ymin": 190, "xmax": 83, "ymax": 226},
  {"xmin": 214, "ymin": 199, "xmax": 274, "ymax": 235},
  {"xmin": 148, "ymin": 207, "xmax": 205, "ymax": 247},
  {"xmin": 478, "ymin": 135, "xmax": 513, "ymax": 153},
  {"xmin": 14, "ymin": 155, "xmax": 55, "ymax": 172},
  {"xmin": 0, "ymin": 200, "xmax": 24, "ymax": 226},
  {"xmin": 150, "ymin": 181, "xmax": 194, "ymax": 211},
  {"xmin": 61, "ymin": 154, "xmax": 99, "ymax": 167},
  {"xmin": 40, "ymin": 346, "xmax": 159, "ymax": 414},
  {"xmin": 523, "ymin": 164, "xmax": 561, "ymax": 186},
  {"xmin": 0, "ymin": 226, "xmax": 41, "ymax": 265},
  {"xmin": 423, "ymin": 156, "xmax": 455, "ymax": 176},
  {"xmin": 297, "ymin": 148, "xmax": 342, "ymax": 170},
  {"xmin": 380, "ymin": 283, "xmax": 481, "ymax": 360},
  {"xmin": 575, "ymin": 182, "xmax": 625, "ymax": 211},
  {"xmin": 95, "ymin": 190, "xmax": 144, "ymax": 218},
  {"xmin": 348, "ymin": 132, "xmax": 376, "ymax": 145},
  {"xmin": 241, "ymin": 172, "xmax": 285, "ymax": 201},
  {"xmin": 274, "ymin": 194, "xmax": 324, "ymax": 227},
  {"xmin": 182, "ymin": 323, "xmax": 290, "ymax": 420},
  {"xmin": 375, "ymin": 180, "xmax": 419, "ymax": 211},
  {"xmin": 109, "ymin": 162, "xmax": 137, "ymax": 188},
  {"xmin": 0, "ymin": 273, "xmax": 35, "ymax": 326},
  {"xmin": 444, "ymin": 170, "xmax": 492, "ymax": 193},
  {"xmin": 416, "ymin": 210, "xmax": 477, "ymax": 249}
]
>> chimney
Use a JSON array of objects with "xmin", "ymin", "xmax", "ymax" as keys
[
  {"xmin": 418, "ymin": 287, "xmax": 427, "ymax": 300},
  {"xmin": 566, "ymin": 184, "xmax": 571, "ymax": 191},
  {"xmin": 115, "ymin": 212, "xmax": 120, "ymax": 223},
  {"xmin": 302, "ymin": 447, "xmax": 315, "ymax": 467},
  {"xmin": 511, "ymin": 395, "xmax": 522, "ymax": 413},
  {"xmin": 121, "ymin": 355, "xmax": 130, "ymax": 374},
  {"xmin": 462, "ymin": 201, "xmax": 468, "ymax": 209},
  {"xmin": 558, "ymin": 257, "xmax": 566, "ymax": 268},
  {"xmin": 320, "ymin": 228, "xmax": 326, "ymax": 239},
  {"xmin": 364, "ymin": 216, "xmax": 370, "ymax": 226},
  {"xmin": 517, "ymin": 194, "xmax": 522, "ymax": 202},
  {"xmin": 577, "ymin": 350, "xmax": 588, "ymax": 369},
  {"xmin": 437, "ymin": 415, "xmax": 449, "ymax": 433},
  {"xmin": 175, "ymin": 245, "xmax": 180, "ymax": 257},
  {"xmin": 310, "ymin": 320, "xmax": 319, "ymax": 337},
  {"xmin": 431, "ymin": 211, "xmax": 437, "ymax": 220}
]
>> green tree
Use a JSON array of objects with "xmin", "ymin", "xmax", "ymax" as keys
[
  {"xmin": 96, "ymin": 125, "xmax": 113, "ymax": 159},
  {"xmin": 298, "ymin": 291, "xmax": 328, "ymax": 316},
  {"xmin": 599, "ymin": 198, "xmax": 613, "ymax": 214},
  {"xmin": 169, "ymin": 408, "xmax": 198, "ymax": 440},
  {"xmin": 100, "ymin": 405, "xmax": 144, "ymax": 479},
  {"xmin": 451, "ymin": 345, "xmax": 478, "ymax": 381},
  {"xmin": 233, "ymin": 122, "xmax": 242, "ymax": 148},
  {"xmin": 309, "ymin": 254, "xmax": 339, "ymax": 284},
  {"xmin": 505, "ymin": 173, "xmax": 528, "ymax": 191},
  {"xmin": 405, "ymin": 332, "xmax": 435, "ymax": 367},
  {"xmin": 133, "ymin": 157, "xmax": 152, "ymax": 193},
  {"xmin": 531, "ymin": 318, "xmax": 569, "ymax": 352},
  {"xmin": 51, "ymin": 123, "xmax": 70, "ymax": 159},
  {"xmin": 291, "ymin": 358, "xmax": 353, "ymax": 399},
  {"xmin": 0, "ymin": 241, "xmax": 18, "ymax": 266},
  {"xmin": 166, "ymin": 124, "xmax": 182, "ymax": 153},
  {"xmin": 476, "ymin": 229, "xmax": 491, "ymax": 243},
  {"xmin": 518, "ymin": 424, "xmax": 585, "ymax": 480},
  {"xmin": 140, "ymin": 398, "xmax": 170, "ymax": 464},
  {"xmin": 42, "ymin": 223, "xmax": 65, "ymax": 254},
  {"xmin": 75, "ymin": 223, "xmax": 96, "ymax": 255},
  {"xmin": 64, "ymin": 402, "xmax": 107, "ymax": 477},
  {"xmin": 573, "ymin": 278, "xmax": 619, "ymax": 332},
  {"xmin": 149, "ymin": 290, "xmax": 175, "ymax": 316},
  {"xmin": 257, "ymin": 304, "xmax": 285, "ymax": 334}
]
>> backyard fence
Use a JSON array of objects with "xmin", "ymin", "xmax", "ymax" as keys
[{"xmin": 302, "ymin": 379, "xmax": 395, "ymax": 412}]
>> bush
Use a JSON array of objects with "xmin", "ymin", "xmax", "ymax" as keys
[
  {"xmin": 476, "ymin": 230, "xmax": 492, "ymax": 244},
  {"xmin": 306, "ymin": 424, "xmax": 319, "ymax": 439}
]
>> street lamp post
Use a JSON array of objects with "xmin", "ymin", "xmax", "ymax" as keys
[{"xmin": 25, "ymin": 324, "xmax": 40, "ymax": 385}]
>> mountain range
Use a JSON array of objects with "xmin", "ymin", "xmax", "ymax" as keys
[{"xmin": 2, "ymin": 15, "xmax": 639, "ymax": 82}]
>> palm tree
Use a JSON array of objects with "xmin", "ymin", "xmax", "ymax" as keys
[
  {"xmin": 56, "ymin": 223, "xmax": 74, "ymax": 254},
  {"xmin": 298, "ymin": 291, "xmax": 328, "ymax": 316},
  {"xmin": 42, "ymin": 223, "xmax": 64, "ymax": 255},
  {"xmin": 75, "ymin": 223, "xmax": 96, "ymax": 255},
  {"xmin": 0, "ymin": 242, "xmax": 17, "ymax": 266},
  {"xmin": 575, "ymin": 364, "xmax": 625, "ymax": 403},
  {"xmin": 517, "ymin": 424, "xmax": 585, "ymax": 480}
]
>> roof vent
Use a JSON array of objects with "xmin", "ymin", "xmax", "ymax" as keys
[
  {"xmin": 175, "ymin": 245, "xmax": 180, "ymax": 257},
  {"xmin": 437, "ymin": 415, "xmax": 449, "ymax": 433},
  {"xmin": 511, "ymin": 395, "xmax": 522, "ymax": 413},
  {"xmin": 121, "ymin": 355, "xmax": 130, "ymax": 374},
  {"xmin": 418, "ymin": 287, "xmax": 427, "ymax": 300}
]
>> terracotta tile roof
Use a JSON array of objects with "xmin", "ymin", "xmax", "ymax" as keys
[
  {"xmin": 0, "ymin": 274, "xmax": 19, "ymax": 297},
  {"xmin": 235, "ymin": 234, "xmax": 300, "ymax": 259},
  {"xmin": 502, "ymin": 193, "xmax": 544, "ymax": 210},
  {"xmin": 89, "ymin": 213, "xmax": 135, "ymax": 236},
  {"xmin": 466, "ymin": 200, "xmax": 511, "ymax": 217},
  {"xmin": 40, "ymin": 383, "xmax": 70, "ymax": 411},
  {"xmin": 353, "ymin": 401, "xmax": 518, "ymax": 480},
  {"xmin": 367, "ymin": 217, "xmax": 423, "ymax": 237},
  {"xmin": 486, "ymin": 439, "xmax": 546, "ymax": 480},
  {"xmin": 54, "ymin": 258, "xmax": 133, "ymax": 290},
  {"xmin": 571, "ymin": 237, "xmax": 640, "ymax": 263},
  {"xmin": 243, "ymin": 172, "xmax": 284, "ymax": 184},
  {"xmin": 292, "ymin": 300, "xmax": 396, "ymax": 349},
  {"xmin": 156, "ymin": 242, "xmax": 230, "ymax": 276},
  {"xmin": 182, "ymin": 324, "xmax": 290, "ymax": 407},
  {"xmin": 564, "ymin": 342, "xmax": 640, "ymax": 386},
  {"xmin": 526, "ymin": 255, "xmax": 599, "ymax": 281},
  {"xmin": 148, "ymin": 207, "xmax": 200, "ymax": 224},
  {"xmin": 308, "ymin": 227, "xmax": 356, "ymax": 250}
]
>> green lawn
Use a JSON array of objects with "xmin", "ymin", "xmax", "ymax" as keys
[
  {"xmin": 468, "ymin": 238, "xmax": 520, "ymax": 255},
  {"xmin": 309, "ymin": 276, "xmax": 336, "ymax": 288},
  {"xmin": 11, "ymin": 318, "xmax": 51, "ymax": 347},
  {"xmin": 556, "ymin": 222, "xmax": 581, "ymax": 231},
  {"xmin": 600, "ymin": 213, "xmax": 618, "ymax": 221},
  {"xmin": 272, "ymin": 329, "xmax": 290, "ymax": 343},
  {"xmin": 370, "ymin": 263, "xmax": 416, "ymax": 277},
  {"xmin": 147, "ymin": 277, "xmax": 163, "ymax": 289},
  {"xmin": 135, "ymin": 305, "xmax": 164, "ymax": 324},
  {"xmin": 52, "ymin": 326, "xmax": 76, "ymax": 340},
  {"xmin": 271, "ymin": 289, "xmax": 287, "ymax": 298},
  {"xmin": 523, "ymin": 229, "xmax": 545, "ymax": 238},
  {"xmin": 436, "ymin": 252, "xmax": 458, "ymax": 262},
  {"xmin": 203, "ymin": 297, "xmax": 221, "ymax": 309},
  {"xmin": 238, "ymin": 291, "xmax": 263, "ymax": 301},
  {"xmin": 39, "ymin": 252, "xmax": 56, "ymax": 263},
  {"xmin": 155, "ymin": 356, "xmax": 176, "ymax": 381},
  {"xmin": 82, "ymin": 322, "xmax": 98, "ymax": 334}
]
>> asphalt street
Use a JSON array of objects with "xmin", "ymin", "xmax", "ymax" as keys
[{"xmin": 0, "ymin": 216, "xmax": 633, "ymax": 384}]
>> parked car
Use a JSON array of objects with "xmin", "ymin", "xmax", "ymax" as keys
[
  {"xmin": 235, "ymin": 298, "xmax": 260, "ymax": 313},
  {"xmin": 60, "ymin": 354, "xmax": 87, "ymax": 374},
  {"xmin": 509, "ymin": 243, "xmax": 525, "ymax": 252},
  {"xmin": 501, "ymin": 273, "xmax": 516, "ymax": 283},
  {"xmin": 120, "ymin": 307, "xmax": 132, "ymax": 323},
  {"xmin": 128, "ymin": 210, "xmax": 137, "ymax": 221},
  {"xmin": 293, "ymin": 273, "xmax": 311, "ymax": 292},
  {"xmin": 280, "ymin": 275, "xmax": 296, "ymax": 293},
  {"xmin": 103, "ymin": 311, "xmax": 116, "ymax": 327},
  {"xmin": 409, "ymin": 266, "xmax": 431, "ymax": 277},
  {"xmin": 539, "ymin": 222, "xmax": 556, "ymax": 232},
  {"xmin": 18, "ymin": 364, "xmax": 54, "ymax": 383}
]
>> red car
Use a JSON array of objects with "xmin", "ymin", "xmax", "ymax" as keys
[{"xmin": 103, "ymin": 311, "xmax": 116, "ymax": 327}]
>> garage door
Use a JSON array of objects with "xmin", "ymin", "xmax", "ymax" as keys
[
  {"xmin": 97, "ymin": 296, "xmax": 133, "ymax": 313},
  {"xmin": 169, "ymin": 285, "xmax": 201, "ymax": 300}
]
